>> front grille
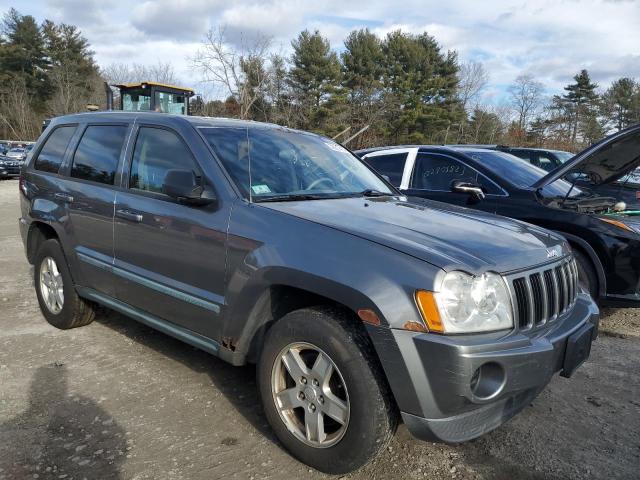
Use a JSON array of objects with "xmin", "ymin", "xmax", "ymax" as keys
[{"xmin": 510, "ymin": 257, "xmax": 579, "ymax": 330}]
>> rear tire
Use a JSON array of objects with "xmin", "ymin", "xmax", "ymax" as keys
[
  {"xmin": 34, "ymin": 239, "xmax": 95, "ymax": 329},
  {"xmin": 257, "ymin": 306, "xmax": 397, "ymax": 474},
  {"xmin": 574, "ymin": 249, "xmax": 598, "ymax": 299}
]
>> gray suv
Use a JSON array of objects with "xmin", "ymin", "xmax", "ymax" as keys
[{"xmin": 19, "ymin": 112, "xmax": 599, "ymax": 473}]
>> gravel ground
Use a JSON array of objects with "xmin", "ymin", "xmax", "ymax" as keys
[{"xmin": 0, "ymin": 178, "xmax": 638, "ymax": 480}]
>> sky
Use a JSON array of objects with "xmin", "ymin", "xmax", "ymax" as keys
[{"xmin": 2, "ymin": 0, "xmax": 640, "ymax": 103}]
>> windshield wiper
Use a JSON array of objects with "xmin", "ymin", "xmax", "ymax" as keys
[
  {"xmin": 359, "ymin": 189, "xmax": 391, "ymax": 197},
  {"xmin": 254, "ymin": 193, "xmax": 334, "ymax": 202}
]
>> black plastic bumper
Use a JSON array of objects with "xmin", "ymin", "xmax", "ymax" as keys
[
  {"xmin": 393, "ymin": 294, "xmax": 599, "ymax": 443},
  {"xmin": 0, "ymin": 164, "xmax": 22, "ymax": 177}
]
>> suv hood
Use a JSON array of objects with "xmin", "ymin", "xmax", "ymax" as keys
[
  {"xmin": 533, "ymin": 123, "xmax": 640, "ymax": 189},
  {"xmin": 262, "ymin": 196, "xmax": 569, "ymax": 273}
]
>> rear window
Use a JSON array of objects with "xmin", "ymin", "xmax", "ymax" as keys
[
  {"xmin": 364, "ymin": 153, "xmax": 407, "ymax": 187},
  {"xmin": 71, "ymin": 125, "xmax": 128, "ymax": 185},
  {"xmin": 34, "ymin": 126, "xmax": 77, "ymax": 174}
]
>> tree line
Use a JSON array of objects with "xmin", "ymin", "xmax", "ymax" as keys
[{"xmin": 1, "ymin": 7, "xmax": 639, "ymax": 152}]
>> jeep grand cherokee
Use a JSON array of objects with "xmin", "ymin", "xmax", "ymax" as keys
[{"xmin": 19, "ymin": 112, "xmax": 599, "ymax": 473}]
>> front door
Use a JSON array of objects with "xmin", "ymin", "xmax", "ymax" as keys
[
  {"xmin": 403, "ymin": 152, "xmax": 507, "ymax": 210},
  {"xmin": 113, "ymin": 125, "xmax": 228, "ymax": 339}
]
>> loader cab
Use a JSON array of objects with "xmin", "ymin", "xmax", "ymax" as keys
[{"xmin": 114, "ymin": 82, "xmax": 195, "ymax": 115}]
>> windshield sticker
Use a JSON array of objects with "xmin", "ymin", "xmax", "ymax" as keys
[{"xmin": 251, "ymin": 184, "xmax": 271, "ymax": 194}]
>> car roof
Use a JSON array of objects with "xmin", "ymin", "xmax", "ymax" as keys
[{"xmin": 47, "ymin": 111, "xmax": 315, "ymax": 136}]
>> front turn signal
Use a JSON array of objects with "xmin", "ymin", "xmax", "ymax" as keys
[
  {"xmin": 415, "ymin": 290, "xmax": 444, "ymax": 333},
  {"xmin": 598, "ymin": 217, "xmax": 634, "ymax": 233}
]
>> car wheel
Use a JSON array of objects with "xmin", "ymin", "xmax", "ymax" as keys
[
  {"xmin": 257, "ymin": 306, "xmax": 397, "ymax": 474},
  {"xmin": 34, "ymin": 239, "xmax": 95, "ymax": 329},
  {"xmin": 574, "ymin": 249, "xmax": 598, "ymax": 299}
]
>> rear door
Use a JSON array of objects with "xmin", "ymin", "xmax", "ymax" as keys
[
  {"xmin": 57, "ymin": 123, "xmax": 131, "ymax": 295},
  {"xmin": 112, "ymin": 124, "xmax": 229, "ymax": 339},
  {"xmin": 28, "ymin": 124, "xmax": 80, "ymax": 267}
]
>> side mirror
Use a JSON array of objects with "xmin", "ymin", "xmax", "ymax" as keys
[
  {"xmin": 451, "ymin": 180, "xmax": 485, "ymax": 201},
  {"xmin": 162, "ymin": 169, "xmax": 215, "ymax": 206}
]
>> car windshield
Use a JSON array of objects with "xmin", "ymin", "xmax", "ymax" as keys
[
  {"xmin": 617, "ymin": 168, "xmax": 640, "ymax": 186},
  {"xmin": 552, "ymin": 150, "xmax": 574, "ymax": 163},
  {"xmin": 10, "ymin": 148, "xmax": 25, "ymax": 153},
  {"xmin": 200, "ymin": 126, "xmax": 394, "ymax": 201},
  {"xmin": 463, "ymin": 150, "xmax": 582, "ymax": 197}
]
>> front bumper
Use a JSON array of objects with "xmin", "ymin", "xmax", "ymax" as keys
[
  {"xmin": 0, "ymin": 163, "xmax": 22, "ymax": 177},
  {"xmin": 376, "ymin": 294, "xmax": 599, "ymax": 443}
]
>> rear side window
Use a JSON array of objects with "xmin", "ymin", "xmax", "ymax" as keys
[
  {"xmin": 129, "ymin": 127, "xmax": 199, "ymax": 194},
  {"xmin": 34, "ymin": 126, "xmax": 77, "ymax": 174},
  {"xmin": 364, "ymin": 153, "xmax": 407, "ymax": 187},
  {"xmin": 71, "ymin": 125, "xmax": 128, "ymax": 185}
]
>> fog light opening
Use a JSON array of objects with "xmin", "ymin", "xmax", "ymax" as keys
[{"xmin": 470, "ymin": 362, "xmax": 505, "ymax": 400}]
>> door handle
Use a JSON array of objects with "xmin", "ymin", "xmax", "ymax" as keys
[
  {"xmin": 116, "ymin": 209, "xmax": 143, "ymax": 223},
  {"xmin": 54, "ymin": 192, "xmax": 74, "ymax": 203}
]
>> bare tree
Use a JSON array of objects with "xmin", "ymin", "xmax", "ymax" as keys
[
  {"xmin": 458, "ymin": 61, "xmax": 489, "ymax": 112},
  {"xmin": 456, "ymin": 61, "xmax": 489, "ymax": 142},
  {"xmin": 508, "ymin": 74, "xmax": 544, "ymax": 131},
  {"xmin": 102, "ymin": 61, "xmax": 178, "ymax": 85},
  {"xmin": 48, "ymin": 65, "xmax": 104, "ymax": 116},
  {"xmin": 0, "ymin": 78, "xmax": 41, "ymax": 140},
  {"xmin": 191, "ymin": 26, "xmax": 273, "ymax": 119}
]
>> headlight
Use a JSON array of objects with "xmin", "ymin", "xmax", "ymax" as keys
[{"xmin": 416, "ymin": 271, "xmax": 513, "ymax": 334}]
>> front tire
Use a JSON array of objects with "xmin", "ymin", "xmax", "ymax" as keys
[
  {"xmin": 574, "ymin": 249, "xmax": 598, "ymax": 300},
  {"xmin": 34, "ymin": 239, "xmax": 95, "ymax": 329},
  {"xmin": 257, "ymin": 306, "xmax": 397, "ymax": 474}
]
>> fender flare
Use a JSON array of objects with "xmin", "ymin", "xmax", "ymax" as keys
[{"xmin": 554, "ymin": 230, "xmax": 607, "ymax": 297}]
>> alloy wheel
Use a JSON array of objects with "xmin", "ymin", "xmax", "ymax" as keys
[
  {"xmin": 39, "ymin": 256, "xmax": 64, "ymax": 314},
  {"xmin": 271, "ymin": 342, "xmax": 350, "ymax": 448}
]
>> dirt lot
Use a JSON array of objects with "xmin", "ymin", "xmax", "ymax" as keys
[{"xmin": 0, "ymin": 178, "xmax": 638, "ymax": 480}]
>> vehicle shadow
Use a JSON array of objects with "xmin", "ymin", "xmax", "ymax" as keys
[
  {"xmin": 0, "ymin": 364, "xmax": 126, "ymax": 479},
  {"xmin": 94, "ymin": 309, "xmax": 281, "ymax": 449}
]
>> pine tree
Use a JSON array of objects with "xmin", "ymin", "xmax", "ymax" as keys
[
  {"xmin": 42, "ymin": 20, "xmax": 102, "ymax": 115},
  {"xmin": 381, "ymin": 30, "xmax": 462, "ymax": 144},
  {"xmin": 558, "ymin": 69, "xmax": 600, "ymax": 147},
  {"xmin": 602, "ymin": 77, "xmax": 640, "ymax": 131},
  {"xmin": 341, "ymin": 29, "xmax": 385, "ymax": 147},
  {"xmin": 0, "ymin": 8, "xmax": 50, "ymax": 111},
  {"xmin": 288, "ymin": 30, "xmax": 341, "ymax": 132}
]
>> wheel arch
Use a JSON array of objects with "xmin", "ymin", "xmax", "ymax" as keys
[
  {"xmin": 223, "ymin": 270, "xmax": 383, "ymax": 365},
  {"xmin": 26, "ymin": 221, "xmax": 59, "ymax": 264},
  {"xmin": 556, "ymin": 230, "xmax": 607, "ymax": 298}
]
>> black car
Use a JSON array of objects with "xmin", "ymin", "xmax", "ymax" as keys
[
  {"xmin": 19, "ymin": 112, "xmax": 598, "ymax": 473},
  {"xmin": 466, "ymin": 144, "xmax": 640, "ymax": 209},
  {"xmin": 357, "ymin": 124, "xmax": 640, "ymax": 306}
]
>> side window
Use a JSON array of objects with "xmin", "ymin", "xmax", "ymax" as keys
[
  {"xmin": 130, "ymin": 127, "xmax": 199, "ymax": 194},
  {"xmin": 364, "ymin": 153, "xmax": 407, "ymax": 187},
  {"xmin": 71, "ymin": 125, "xmax": 128, "ymax": 185},
  {"xmin": 34, "ymin": 126, "xmax": 77, "ymax": 174},
  {"xmin": 411, "ymin": 153, "xmax": 501, "ymax": 195}
]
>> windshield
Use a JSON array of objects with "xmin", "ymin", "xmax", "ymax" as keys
[
  {"xmin": 10, "ymin": 148, "xmax": 25, "ymax": 153},
  {"xmin": 552, "ymin": 150, "xmax": 574, "ymax": 163},
  {"xmin": 200, "ymin": 126, "xmax": 393, "ymax": 201},
  {"xmin": 463, "ymin": 150, "xmax": 582, "ymax": 197},
  {"xmin": 616, "ymin": 168, "xmax": 640, "ymax": 186}
]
